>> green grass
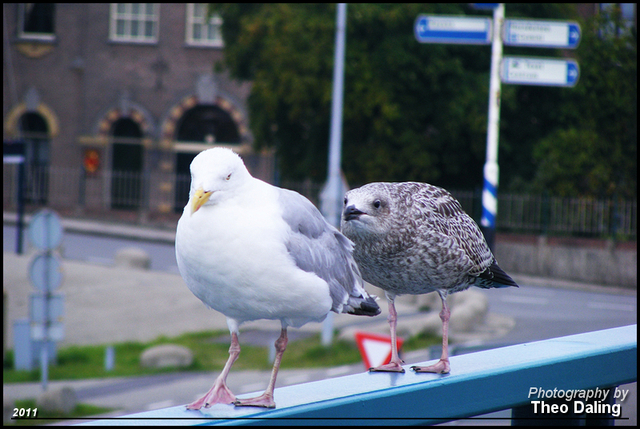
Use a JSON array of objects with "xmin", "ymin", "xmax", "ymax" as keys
[
  {"xmin": 4, "ymin": 328, "xmax": 441, "ymax": 426},
  {"xmin": 4, "ymin": 329, "xmax": 441, "ymax": 384},
  {"xmin": 6, "ymin": 398, "xmax": 113, "ymax": 426}
]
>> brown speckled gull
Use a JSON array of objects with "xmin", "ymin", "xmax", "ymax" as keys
[{"xmin": 341, "ymin": 182, "xmax": 518, "ymax": 374}]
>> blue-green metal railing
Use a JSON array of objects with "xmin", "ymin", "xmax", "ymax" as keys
[{"xmin": 82, "ymin": 325, "xmax": 636, "ymax": 426}]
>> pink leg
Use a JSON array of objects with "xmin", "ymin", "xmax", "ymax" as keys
[
  {"xmin": 412, "ymin": 291, "xmax": 451, "ymax": 374},
  {"xmin": 186, "ymin": 332, "xmax": 239, "ymax": 409},
  {"xmin": 234, "ymin": 328, "xmax": 288, "ymax": 408},
  {"xmin": 369, "ymin": 297, "xmax": 405, "ymax": 373}
]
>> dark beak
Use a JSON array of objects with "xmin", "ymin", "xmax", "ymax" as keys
[{"xmin": 343, "ymin": 205, "xmax": 365, "ymax": 221}]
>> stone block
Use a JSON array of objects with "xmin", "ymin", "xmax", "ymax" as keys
[
  {"xmin": 140, "ymin": 344, "xmax": 193, "ymax": 369},
  {"xmin": 114, "ymin": 247, "xmax": 151, "ymax": 270},
  {"xmin": 36, "ymin": 386, "xmax": 77, "ymax": 414}
]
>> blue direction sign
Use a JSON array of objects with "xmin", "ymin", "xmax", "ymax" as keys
[
  {"xmin": 415, "ymin": 15, "xmax": 492, "ymax": 45},
  {"xmin": 470, "ymin": 3, "xmax": 499, "ymax": 10},
  {"xmin": 504, "ymin": 19, "xmax": 581, "ymax": 49},
  {"xmin": 502, "ymin": 57, "xmax": 580, "ymax": 87}
]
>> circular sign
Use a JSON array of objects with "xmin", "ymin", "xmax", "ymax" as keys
[
  {"xmin": 29, "ymin": 253, "xmax": 63, "ymax": 292},
  {"xmin": 83, "ymin": 149, "xmax": 100, "ymax": 173},
  {"xmin": 28, "ymin": 209, "xmax": 63, "ymax": 251}
]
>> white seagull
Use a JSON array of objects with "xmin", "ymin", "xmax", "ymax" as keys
[
  {"xmin": 175, "ymin": 148, "xmax": 380, "ymax": 409},
  {"xmin": 341, "ymin": 182, "xmax": 518, "ymax": 374}
]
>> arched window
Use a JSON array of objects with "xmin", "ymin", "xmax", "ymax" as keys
[
  {"xmin": 19, "ymin": 112, "xmax": 50, "ymax": 204},
  {"xmin": 110, "ymin": 118, "xmax": 143, "ymax": 209},
  {"xmin": 173, "ymin": 104, "xmax": 240, "ymax": 211},
  {"xmin": 176, "ymin": 104, "xmax": 240, "ymax": 144}
]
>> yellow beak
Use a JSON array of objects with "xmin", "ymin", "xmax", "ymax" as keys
[{"xmin": 191, "ymin": 188, "xmax": 213, "ymax": 215}]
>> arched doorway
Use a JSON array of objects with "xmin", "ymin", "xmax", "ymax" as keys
[
  {"xmin": 110, "ymin": 118, "xmax": 143, "ymax": 209},
  {"xmin": 19, "ymin": 112, "xmax": 50, "ymax": 204},
  {"xmin": 173, "ymin": 104, "xmax": 240, "ymax": 211}
]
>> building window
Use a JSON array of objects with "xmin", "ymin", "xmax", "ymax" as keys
[
  {"xmin": 185, "ymin": 4, "xmax": 223, "ymax": 47},
  {"xmin": 110, "ymin": 3, "xmax": 159, "ymax": 43},
  {"xmin": 19, "ymin": 112, "xmax": 50, "ymax": 205},
  {"xmin": 17, "ymin": 3, "xmax": 55, "ymax": 41},
  {"xmin": 110, "ymin": 118, "xmax": 144, "ymax": 210},
  {"xmin": 173, "ymin": 104, "xmax": 239, "ymax": 211}
]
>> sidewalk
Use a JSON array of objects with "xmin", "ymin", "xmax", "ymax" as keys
[{"xmin": 3, "ymin": 249, "xmax": 511, "ymax": 350}]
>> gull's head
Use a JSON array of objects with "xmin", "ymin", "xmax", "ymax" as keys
[
  {"xmin": 341, "ymin": 183, "xmax": 392, "ymax": 238},
  {"xmin": 188, "ymin": 148, "xmax": 251, "ymax": 215}
]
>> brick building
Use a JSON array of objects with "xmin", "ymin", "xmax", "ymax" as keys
[{"xmin": 3, "ymin": 4, "xmax": 273, "ymax": 220}]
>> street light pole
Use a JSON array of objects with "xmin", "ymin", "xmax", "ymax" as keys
[{"xmin": 320, "ymin": 3, "xmax": 347, "ymax": 346}]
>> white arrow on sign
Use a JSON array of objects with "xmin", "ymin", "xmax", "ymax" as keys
[
  {"xmin": 502, "ymin": 56, "xmax": 579, "ymax": 87},
  {"xmin": 504, "ymin": 19, "xmax": 581, "ymax": 49}
]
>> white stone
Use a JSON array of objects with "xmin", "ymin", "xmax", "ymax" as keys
[
  {"xmin": 114, "ymin": 247, "xmax": 150, "ymax": 270},
  {"xmin": 140, "ymin": 344, "xmax": 193, "ymax": 369},
  {"xmin": 36, "ymin": 386, "xmax": 77, "ymax": 414}
]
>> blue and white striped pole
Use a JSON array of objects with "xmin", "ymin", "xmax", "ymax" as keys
[{"xmin": 481, "ymin": 3, "xmax": 504, "ymax": 250}]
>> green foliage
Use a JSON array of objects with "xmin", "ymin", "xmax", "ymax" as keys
[
  {"xmin": 5, "ymin": 328, "xmax": 442, "ymax": 384},
  {"xmin": 2, "ymin": 331, "xmax": 357, "ymax": 382},
  {"xmin": 211, "ymin": 4, "xmax": 635, "ymax": 198},
  {"xmin": 530, "ymin": 7, "xmax": 637, "ymax": 198}
]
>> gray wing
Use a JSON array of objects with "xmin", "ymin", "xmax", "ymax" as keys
[{"xmin": 278, "ymin": 188, "xmax": 375, "ymax": 314}]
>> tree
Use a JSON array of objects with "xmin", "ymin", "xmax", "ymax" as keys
[
  {"xmin": 530, "ymin": 7, "xmax": 637, "ymax": 199},
  {"xmin": 210, "ymin": 4, "xmax": 635, "ymax": 200}
]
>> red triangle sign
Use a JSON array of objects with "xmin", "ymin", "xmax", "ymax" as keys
[{"xmin": 354, "ymin": 331, "xmax": 404, "ymax": 370}]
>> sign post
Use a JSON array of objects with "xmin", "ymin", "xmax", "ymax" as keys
[
  {"xmin": 28, "ymin": 209, "xmax": 65, "ymax": 391},
  {"xmin": 3, "ymin": 140, "xmax": 26, "ymax": 254},
  {"xmin": 415, "ymin": 5, "xmax": 580, "ymax": 249},
  {"xmin": 480, "ymin": 3, "xmax": 504, "ymax": 249}
]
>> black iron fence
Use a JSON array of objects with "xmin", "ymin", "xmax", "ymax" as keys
[{"xmin": 3, "ymin": 165, "xmax": 637, "ymax": 240}]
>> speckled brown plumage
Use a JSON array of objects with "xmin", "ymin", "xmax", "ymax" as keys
[{"xmin": 341, "ymin": 181, "xmax": 518, "ymax": 374}]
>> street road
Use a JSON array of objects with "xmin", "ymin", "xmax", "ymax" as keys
[
  {"xmin": 4, "ymin": 223, "xmax": 636, "ymax": 347},
  {"xmin": 4, "ymin": 224, "xmax": 180, "ymax": 273}
]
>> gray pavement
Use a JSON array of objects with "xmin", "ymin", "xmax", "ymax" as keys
[{"xmin": 3, "ymin": 214, "xmax": 637, "ymax": 425}]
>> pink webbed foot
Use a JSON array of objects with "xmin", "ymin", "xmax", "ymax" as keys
[
  {"xmin": 411, "ymin": 358, "xmax": 450, "ymax": 374},
  {"xmin": 186, "ymin": 380, "xmax": 236, "ymax": 409},
  {"xmin": 410, "ymin": 291, "xmax": 451, "ymax": 375},
  {"xmin": 186, "ymin": 331, "xmax": 241, "ymax": 410},
  {"xmin": 368, "ymin": 296, "xmax": 405, "ymax": 373},
  {"xmin": 231, "ymin": 327, "xmax": 288, "ymax": 409},
  {"xmin": 369, "ymin": 358, "xmax": 406, "ymax": 373},
  {"xmin": 234, "ymin": 392, "xmax": 276, "ymax": 409}
]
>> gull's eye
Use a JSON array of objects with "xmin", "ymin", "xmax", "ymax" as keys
[
  {"xmin": 343, "ymin": 197, "xmax": 348, "ymax": 205},
  {"xmin": 225, "ymin": 173, "xmax": 232, "ymax": 181},
  {"xmin": 373, "ymin": 200, "xmax": 381, "ymax": 209}
]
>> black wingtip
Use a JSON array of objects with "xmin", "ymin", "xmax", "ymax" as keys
[
  {"xmin": 349, "ymin": 295, "xmax": 381, "ymax": 317},
  {"xmin": 478, "ymin": 260, "xmax": 519, "ymax": 289}
]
